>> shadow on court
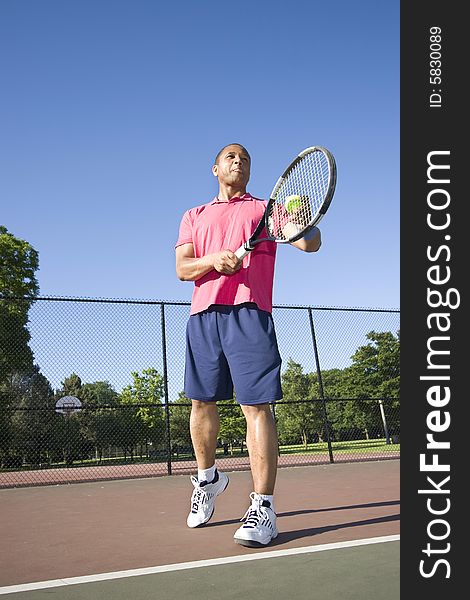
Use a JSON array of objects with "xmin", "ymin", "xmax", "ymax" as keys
[{"xmin": 207, "ymin": 498, "xmax": 400, "ymax": 527}]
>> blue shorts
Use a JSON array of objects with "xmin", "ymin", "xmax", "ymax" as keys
[{"xmin": 184, "ymin": 303, "xmax": 282, "ymax": 406}]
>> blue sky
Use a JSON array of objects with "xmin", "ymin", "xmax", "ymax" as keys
[{"xmin": 1, "ymin": 0, "xmax": 399, "ymax": 310}]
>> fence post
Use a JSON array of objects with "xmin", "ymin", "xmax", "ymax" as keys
[
  {"xmin": 160, "ymin": 303, "xmax": 172, "ymax": 475},
  {"xmin": 308, "ymin": 308, "xmax": 334, "ymax": 463},
  {"xmin": 378, "ymin": 399, "xmax": 391, "ymax": 444}
]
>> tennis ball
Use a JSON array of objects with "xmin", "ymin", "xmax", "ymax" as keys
[{"xmin": 284, "ymin": 194, "xmax": 303, "ymax": 213}]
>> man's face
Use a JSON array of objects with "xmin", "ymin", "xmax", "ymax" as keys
[{"xmin": 212, "ymin": 145, "xmax": 251, "ymax": 189}]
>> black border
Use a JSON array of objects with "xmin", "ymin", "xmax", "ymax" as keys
[{"xmin": 401, "ymin": 2, "xmax": 465, "ymax": 594}]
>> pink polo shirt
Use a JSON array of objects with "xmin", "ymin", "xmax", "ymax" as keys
[{"xmin": 176, "ymin": 193, "xmax": 277, "ymax": 315}]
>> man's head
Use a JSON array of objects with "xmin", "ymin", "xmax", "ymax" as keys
[
  {"xmin": 212, "ymin": 143, "xmax": 251, "ymax": 191},
  {"xmin": 214, "ymin": 143, "xmax": 251, "ymax": 166}
]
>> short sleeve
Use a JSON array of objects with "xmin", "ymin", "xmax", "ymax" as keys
[{"xmin": 175, "ymin": 210, "xmax": 193, "ymax": 248}]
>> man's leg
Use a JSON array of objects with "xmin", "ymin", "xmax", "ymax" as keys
[
  {"xmin": 189, "ymin": 399, "xmax": 220, "ymax": 468},
  {"xmin": 187, "ymin": 400, "xmax": 229, "ymax": 528},
  {"xmin": 240, "ymin": 403, "xmax": 278, "ymax": 494},
  {"xmin": 234, "ymin": 403, "xmax": 279, "ymax": 546}
]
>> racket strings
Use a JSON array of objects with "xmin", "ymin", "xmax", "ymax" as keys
[{"xmin": 267, "ymin": 151, "xmax": 331, "ymax": 241}]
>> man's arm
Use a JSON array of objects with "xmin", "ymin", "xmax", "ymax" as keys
[
  {"xmin": 176, "ymin": 243, "xmax": 241, "ymax": 281},
  {"xmin": 289, "ymin": 226, "xmax": 322, "ymax": 253},
  {"xmin": 280, "ymin": 200, "xmax": 322, "ymax": 253}
]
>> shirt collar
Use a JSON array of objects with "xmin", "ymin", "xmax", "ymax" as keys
[{"xmin": 210, "ymin": 192, "xmax": 253, "ymax": 205}]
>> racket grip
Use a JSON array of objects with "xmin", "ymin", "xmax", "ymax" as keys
[{"xmin": 234, "ymin": 245, "xmax": 250, "ymax": 260}]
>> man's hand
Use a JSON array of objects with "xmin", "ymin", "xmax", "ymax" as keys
[
  {"xmin": 176, "ymin": 243, "xmax": 242, "ymax": 281},
  {"xmin": 287, "ymin": 196, "xmax": 312, "ymax": 227},
  {"xmin": 213, "ymin": 250, "xmax": 242, "ymax": 275}
]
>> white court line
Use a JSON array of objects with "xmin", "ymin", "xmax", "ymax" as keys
[{"xmin": 0, "ymin": 534, "xmax": 399, "ymax": 595}]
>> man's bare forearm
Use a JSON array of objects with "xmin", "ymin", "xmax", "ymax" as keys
[
  {"xmin": 176, "ymin": 249, "xmax": 241, "ymax": 281},
  {"xmin": 176, "ymin": 254, "xmax": 217, "ymax": 281},
  {"xmin": 290, "ymin": 227, "xmax": 322, "ymax": 253}
]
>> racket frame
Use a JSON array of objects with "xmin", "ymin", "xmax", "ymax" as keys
[{"xmin": 235, "ymin": 146, "xmax": 336, "ymax": 259}]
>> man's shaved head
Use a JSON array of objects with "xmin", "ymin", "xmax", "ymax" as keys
[{"xmin": 214, "ymin": 143, "xmax": 251, "ymax": 166}]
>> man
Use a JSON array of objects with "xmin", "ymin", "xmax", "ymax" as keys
[{"xmin": 175, "ymin": 143, "xmax": 321, "ymax": 547}]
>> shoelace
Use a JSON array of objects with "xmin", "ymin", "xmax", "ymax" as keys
[
  {"xmin": 240, "ymin": 492, "xmax": 269, "ymax": 527},
  {"xmin": 190, "ymin": 476, "xmax": 208, "ymax": 513}
]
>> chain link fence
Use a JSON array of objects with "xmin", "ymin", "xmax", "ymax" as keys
[{"xmin": 0, "ymin": 297, "xmax": 400, "ymax": 488}]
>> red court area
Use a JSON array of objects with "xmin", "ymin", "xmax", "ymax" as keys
[{"xmin": 0, "ymin": 460, "xmax": 400, "ymax": 588}]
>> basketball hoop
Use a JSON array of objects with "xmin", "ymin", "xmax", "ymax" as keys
[{"xmin": 55, "ymin": 396, "xmax": 82, "ymax": 416}]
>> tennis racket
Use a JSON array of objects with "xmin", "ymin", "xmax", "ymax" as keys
[{"xmin": 234, "ymin": 146, "xmax": 337, "ymax": 260}]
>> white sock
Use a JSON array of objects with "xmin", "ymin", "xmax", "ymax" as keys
[
  {"xmin": 254, "ymin": 493, "xmax": 275, "ymax": 512},
  {"xmin": 198, "ymin": 465, "xmax": 216, "ymax": 483}
]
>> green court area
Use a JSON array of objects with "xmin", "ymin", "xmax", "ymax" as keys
[{"xmin": 0, "ymin": 539, "xmax": 399, "ymax": 600}]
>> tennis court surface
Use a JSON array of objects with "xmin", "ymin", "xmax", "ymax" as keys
[{"xmin": 0, "ymin": 460, "xmax": 399, "ymax": 599}]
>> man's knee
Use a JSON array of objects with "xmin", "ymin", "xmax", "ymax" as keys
[
  {"xmin": 191, "ymin": 399, "xmax": 218, "ymax": 411},
  {"xmin": 241, "ymin": 403, "xmax": 273, "ymax": 422},
  {"xmin": 190, "ymin": 400, "xmax": 219, "ymax": 425}
]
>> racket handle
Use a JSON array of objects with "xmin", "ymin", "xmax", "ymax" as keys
[{"xmin": 234, "ymin": 244, "xmax": 251, "ymax": 260}]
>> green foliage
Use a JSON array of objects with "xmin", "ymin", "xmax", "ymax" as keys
[
  {"xmin": 57, "ymin": 373, "xmax": 83, "ymax": 399},
  {"xmin": 218, "ymin": 397, "xmax": 247, "ymax": 454},
  {"xmin": 0, "ymin": 366, "xmax": 57, "ymax": 466},
  {"xmin": 0, "ymin": 227, "xmax": 39, "ymax": 385},
  {"xmin": 0, "ymin": 226, "xmax": 39, "ymax": 299},
  {"xmin": 81, "ymin": 381, "xmax": 119, "ymax": 406},
  {"xmin": 0, "ymin": 328, "xmax": 400, "ymax": 470},
  {"xmin": 120, "ymin": 368, "xmax": 164, "ymax": 405},
  {"xmin": 0, "ymin": 308, "xmax": 35, "ymax": 385},
  {"xmin": 332, "ymin": 331, "xmax": 399, "ymax": 438},
  {"xmin": 275, "ymin": 331, "xmax": 400, "ymax": 445},
  {"xmin": 78, "ymin": 382, "xmax": 120, "ymax": 461},
  {"xmin": 276, "ymin": 359, "xmax": 324, "ymax": 447},
  {"xmin": 169, "ymin": 392, "xmax": 193, "ymax": 452},
  {"xmin": 345, "ymin": 330, "xmax": 400, "ymax": 399},
  {"xmin": 119, "ymin": 368, "xmax": 166, "ymax": 449}
]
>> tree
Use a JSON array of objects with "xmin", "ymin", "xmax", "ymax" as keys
[
  {"xmin": 119, "ymin": 368, "xmax": 166, "ymax": 457},
  {"xmin": 57, "ymin": 373, "xmax": 83, "ymax": 399},
  {"xmin": 347, "ymin": 331, "xmax": 400, "ymax": 399},
  {"xmin": 0, "ymin": 226, "xmax": 39, "ymax": 298},
  {"xmin": 329, "ymin": 330, "xmax": 400, "ymax": 440},
  {"xmin": 8, "ymin": 366, "xmax": 56, "ymax": 467},
  {"xmin": 0, "ymin": 226, "xmax": 39, "ymax": 384},
  {"xmin": 80, "ymin": 381, "xmax": 120, "ymax": 463},
  {"xmin": 0, "ymin": 227, "xmax": 41, "ymax": 465},
  {"xmin": 0, "ymin": 366, "xmax": 57, "ymax": 467},
  {"xmin": 218, "ymin": 397, "xmax": 247, "ymax": 455},
  {"xmin": 276, "ymin": 359, "xmax": 323, "ymax": 447},
  {"xmin": 54, "ymin": 373, "xmax": 86, "ymax": 465},
  {"xmin": 81, "ymin": 381, "xmax": 119, "ymax": 406},
  {"xmin": 169, "ymin": 392, "xmax": 193, "ymax": 456}
]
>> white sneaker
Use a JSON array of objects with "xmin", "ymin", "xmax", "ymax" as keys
[
  {"xmin": 233, "ymin": 492, "xmax": 278, "ymax": 547},
  {"xmin": 186, "ymin": 469, "xmax": 229, "ymax": 528}
]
